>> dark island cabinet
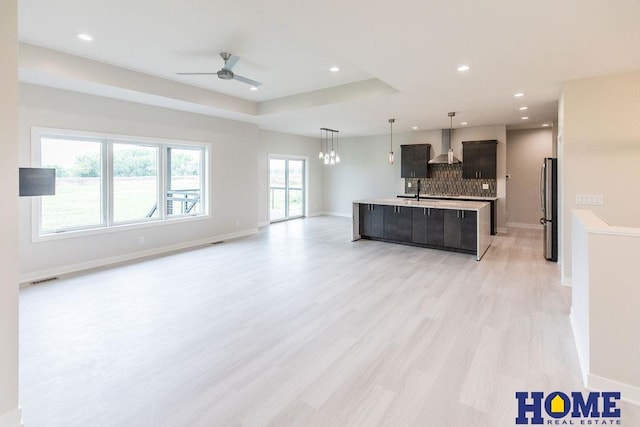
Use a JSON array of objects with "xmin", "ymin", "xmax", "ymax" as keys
[
  {"xmin": 360, "ymin": 203, "xmax": 477, "ymax": 255},
  {"xmin": 413, "ymin": 207, "xmax": 445, "ymax": 246},
  {"xmin": 426, "ymin": 208, "xmax": 445, "ymax": 247},
  {"xmin": 460, "ymin": 210, "xmax": 478, "ymax": 251},
  {"xmin": 401, "ymin": 144, "xmax": 431, "ymax": 178},
  {"xmin": 462, "ymin": 140, "xmax": 497, "ymax": 179},
  {"xmin": 359, "ymin": 203, "xmax": 384, "ymax": 238},
  {"xmin": 412, "ymin": 208, "xmax": 429, "ymax": 244},
  {"xmin": 384, "ymin": 205, "xmax": 412, "ymax": 242},
  {"xmin": 444, "ymin": 209, "xmax": 477, "ymax": 250}
]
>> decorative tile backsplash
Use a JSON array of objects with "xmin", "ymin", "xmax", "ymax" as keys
[{"xmin": 404, "ymin": 164, "xmax": 497, "ymax": 197}]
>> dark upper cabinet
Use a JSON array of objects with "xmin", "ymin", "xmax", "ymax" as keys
[
  {"xmin": 401, "ymin": 144, "xmax": 431, "ymax": 178},
  {"xmin": 359, "ymin": 204, "xmax": 384, "ymax": 238},
  {"xmin": 462, "ymin": 140, "xmax": 497, "ymax": 179}
]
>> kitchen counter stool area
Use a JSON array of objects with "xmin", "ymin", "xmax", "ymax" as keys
[{"xmin": 352, "ymin": 198, "xmax": 491, "ymax": 260}]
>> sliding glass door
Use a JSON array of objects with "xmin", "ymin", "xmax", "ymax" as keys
[{"xmin": 269, "ymin": 157, "xmax": 305, "ymax": 222}]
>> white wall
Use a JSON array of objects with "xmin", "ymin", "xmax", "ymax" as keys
[
  {"xmin": 324, "ymin": 125, "xmax": 508, "ymax": 231},
  {"xmin": 571, "ymin": 210, "xmax": 640, "ymax": 403},
  {"xmin": 257, "ymin": 130, "xmax": 324, "ymax": 225},
  {"xmin": 506, "ymin": 128, "xmax": 553, "ymax": 227},
  {"xmin": 0, "ymin": 0, "xmax": 21, "ymax": 425},
  {"xmin": 560, "ymin": 71, "xmax": 640, "ymax": 283},
  {"xmin": 19, "ymin": 84, "xmax": 260, "ymax": 281}
]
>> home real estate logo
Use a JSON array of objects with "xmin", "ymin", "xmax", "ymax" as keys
[{"xmin": 515, "ymin": 391, "xmax": 622, "ymax": 425}]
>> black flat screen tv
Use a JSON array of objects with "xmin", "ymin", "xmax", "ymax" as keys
[{"xmin": 19, "ymin": 167, "xmax": 56, "ymax": 197}]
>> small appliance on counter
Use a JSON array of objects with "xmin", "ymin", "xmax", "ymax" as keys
[{"xmin": 539, "ymin": 157, "xmax": 558, "ymax": 261}]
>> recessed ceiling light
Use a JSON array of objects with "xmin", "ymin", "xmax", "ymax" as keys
[
  {"xmin": 514, "ymin": 92, "xmax": 525, "ymax": 97},
  {"xmin": 542, "ymin": 123, "xmax": 550, "ymax": 127},
  {"xmin": 412, "ymin": 126, "xmax": 418, "ymax": 130},
  {"xmin": 250, "ymin": 86, "xmax": 258, "ymax": 91},
  {"xmin": 519, "ymin": 106, "xmax": 528, "ymax": 110},
  {"xmin": 521, "ymin": 116, "xmax": 529, "ymax": 120},
  {"xmin": 457, "ymin": 65, "xmax": 470, "ymax": 72},
  {"xmin": 330, "ymin": 66, "xmax": 340, "ymax": 72},
  {"xmin": 77, "ymin": 33, "xmax": 93, "ymax": 41},
  {"xmin": 461, "ymin": 122, "xmax": 468, "ymax": 125}
]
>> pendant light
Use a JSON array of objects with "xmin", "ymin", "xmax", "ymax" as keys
[
  {"xmin": 319, "ymin": 127, "xmax": 340, "ymax": 166},
  {"xmin": 388, "ymin": 118, "xmax": 395, "ymax": 164}
]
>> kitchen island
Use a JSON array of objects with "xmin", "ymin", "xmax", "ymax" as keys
[{"xmin": 353, "ymin": 198, "xmax": 491, "ymax": 260}]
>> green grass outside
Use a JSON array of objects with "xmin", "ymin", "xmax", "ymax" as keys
[{"xmin": 41, "ymin": 176, "xmax": 200, "ymax": 232}]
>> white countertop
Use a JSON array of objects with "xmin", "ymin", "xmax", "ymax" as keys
[
  {"xmin": 355, "ymin": 198, "xmax": 490, "ymax": 210},
  {"xmin": 398, "ymin": 194, "xmax": 498, "ymax": 201}
]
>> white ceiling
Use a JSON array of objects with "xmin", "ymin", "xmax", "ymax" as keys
[{"xmin": 17, "ymin": 0, "xmax": 640, "ymax": 137}]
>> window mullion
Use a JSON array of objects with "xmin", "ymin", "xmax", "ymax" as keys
[
  {"xmin": 159, "ymin": 145, "xmax": 167, "ymax": 220},
  {"xmin": 105, "ymin": 139, "xmax": 112, "ymax": 227}
]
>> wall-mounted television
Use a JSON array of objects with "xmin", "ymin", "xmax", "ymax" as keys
[{"xmin": 19, "ymin": 168, "xmax": 56, "ymax": 197}]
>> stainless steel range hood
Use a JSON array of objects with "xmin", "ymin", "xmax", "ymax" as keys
[{"xmin": 428, "ymin": 128, "xmax": 461, "ymax": 164}]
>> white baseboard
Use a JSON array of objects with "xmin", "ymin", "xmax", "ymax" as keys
[
  {"xmin": 19, "ymin": 228, "xmax": 258, "ymax": 285},
  {"xmin": 497, "ymin": 227, "xmax": 508, "ymax": 234},
  {"xmin": 257, "ymin": 221, "xmax": 269, "ymax": 227},
  {"xmin": 322, "ymin": 211, "xmax": 351, "ymax": 218},
  {"xmin": 507, "ymin": 222, "xmax": 543, "ymax": 230},
  {"xmin": 587, "ymin": 374, "xmax": 640, "ymax": 407},
  {"xmin": 0, "ymin": 407, "xmax": 23, "ymax": 427}
]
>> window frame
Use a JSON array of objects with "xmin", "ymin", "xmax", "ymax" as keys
[{"xmin": 31, "ymin": 127, "xmax": 210, "ymax": 243}]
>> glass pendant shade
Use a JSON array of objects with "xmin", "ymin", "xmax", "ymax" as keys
[
  {"xmin": 388, "ymin": 151, "xmax": 394, "ymax": 164},
  {"xmin": 319, "ymin": 127, "xmax": 340, "ymax": 165}
]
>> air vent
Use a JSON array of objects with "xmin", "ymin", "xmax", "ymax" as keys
[{"xmin": 30, "ymin": 277, "xmax": 58, "ymax": 285}]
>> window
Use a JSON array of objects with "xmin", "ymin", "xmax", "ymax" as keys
[
  {"xmin": 34, "ymin": 128, "xmax": 208, "ymax": 238},
  {"xmin": 41, "ymin": 137, "xmax": 105, "ymax": 232},
  {"xmin": 167, "ymin": 147, "xmax": 203, "ymax": 216},
  {"xmin": 113, "ymin": 143, "xmax": 159, "ymax": 223}
]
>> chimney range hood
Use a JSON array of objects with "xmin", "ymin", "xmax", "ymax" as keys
[{"xmin": 428, "ymin": 112, "xmax": 461, "ymax": 164}]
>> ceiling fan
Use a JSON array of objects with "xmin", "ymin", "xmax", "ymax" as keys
[{"xmin": 177, "ymin": 52, "xmax": 262, "ymax": 87}]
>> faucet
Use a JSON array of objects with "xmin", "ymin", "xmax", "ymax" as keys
[{"xmin": 416, "ymin": 179, "xmax": 421, "ymax": 201}]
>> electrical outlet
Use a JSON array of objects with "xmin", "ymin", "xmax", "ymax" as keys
[
  {"xmin": 407, "ymin": 182, "xmax": 412, "ymax": 188},
  {"xmin": 482, "ymin": 183, "xmax": 489, "ymax": 190},
  {"xmin": 576, "ymin": 194, "xmax": 604, "ymax": 205}
]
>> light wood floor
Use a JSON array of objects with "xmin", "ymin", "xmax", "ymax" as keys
[{"xmin": 19, "ymin": 216, "xmax": 640, "ymax": 426}]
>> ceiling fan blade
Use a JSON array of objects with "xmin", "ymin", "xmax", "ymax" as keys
[
  {"xmin": 233, "ymin": 74, "xmax": 262, "ymax": 87},
  {"xmin": 176, "ymin": 72, "xmax": 218, "ymax": 75},
  {"xmin": 223, "ymin": 55, "xmax": 240, "ymax": 71}
]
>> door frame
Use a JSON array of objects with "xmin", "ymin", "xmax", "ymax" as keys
[{"xmin": 268, "ymin": 154, "xmax": 308, "ymax": 223}]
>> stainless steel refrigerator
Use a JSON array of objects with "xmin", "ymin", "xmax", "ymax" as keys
[{"xmin": 539, "ymin": 158, "xmax": 558, "ymax": 261}]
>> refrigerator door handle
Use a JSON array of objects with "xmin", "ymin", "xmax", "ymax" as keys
[{"xmin": 539, "ymin": 163, "xmax": 545, "ymax": 213}]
